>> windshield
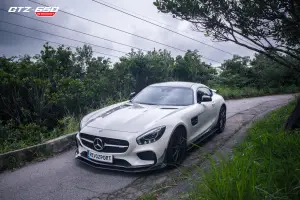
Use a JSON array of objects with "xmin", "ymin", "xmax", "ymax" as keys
[{"xmin": 131, "ymin": 86, "xmax": 194, "ymax": 106}]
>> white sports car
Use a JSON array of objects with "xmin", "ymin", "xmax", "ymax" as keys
[{"xmin": 75, "ymin": 81, "xmax": 226, "ymax": 172}]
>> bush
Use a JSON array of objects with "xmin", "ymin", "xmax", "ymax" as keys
[
  {"xmin": 0, "ymin": 121, "xmax": 48, "ymax": 153},
  {"xmin": 57, "ymin": 116, "xmax": 79, "ymax": 135},
  {"xmin": 216, "ymin": 86, "xmax": 298, "ymax": 100},
  {"xmin": 0, "ymin": 97, "xmax": 126, "ymax": 153}
]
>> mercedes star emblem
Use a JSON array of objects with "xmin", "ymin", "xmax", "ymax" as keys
[{"xmin": 93, "ymin": 138, "xmax": 104, "ymax": 151}]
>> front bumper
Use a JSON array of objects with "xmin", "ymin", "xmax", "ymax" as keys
[{"xmin": 75, "ymin": 132, "xmax": 167, "ymax": 172}]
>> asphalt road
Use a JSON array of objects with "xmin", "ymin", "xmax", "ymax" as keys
[{"xmin": 0, "ymin": 94, "xmax": 295, "ymax": 200}]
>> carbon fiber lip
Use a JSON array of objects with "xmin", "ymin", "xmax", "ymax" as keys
[{"xmin": 76, "ymin": 155, "xmax": 163, "ymax": 172}]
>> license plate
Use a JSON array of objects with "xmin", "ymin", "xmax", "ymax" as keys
[{"xmin": 87, "ymin": 151, "xmax": 113, "ymax": 163}]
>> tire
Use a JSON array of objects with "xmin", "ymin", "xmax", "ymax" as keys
[
  {"xmin": 216, "ymin": 105, "xmax": 226, "ymax": 133},
  {"xmin": 165, "ymin": 127, "xmax": 187, "ymax": 168}
]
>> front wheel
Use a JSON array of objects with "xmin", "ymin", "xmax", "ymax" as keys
[
  {"xmin": 165, "ymin": 128, "xmax": 187, "ymax": 168},
  {"xmin": 216, "ymin": 106, "xmax": 226, "ymax": 133}
]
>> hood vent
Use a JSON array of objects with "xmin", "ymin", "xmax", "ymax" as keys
[
  {"xmin": 160, "ymin": 107, "xmax": 178, "ymax": 110},
  {"xmin": 100, "ymin": 104, "xmax": 132, "ymax": 118}
]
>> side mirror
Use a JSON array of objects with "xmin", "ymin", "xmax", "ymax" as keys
[
  {"xmin": 202, "ymin": 95, "xmax": 212, "ymax": 102},
  {"xmin": 129, "ymin": 92, "xmax": 136, "ymax": 100}
]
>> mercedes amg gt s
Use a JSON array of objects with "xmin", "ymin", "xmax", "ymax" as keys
[{"xmin": 75, "ymin": 81, "xmax": 226, "ymax": 172}]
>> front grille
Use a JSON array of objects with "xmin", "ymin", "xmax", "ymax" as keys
[{"xmin": 79, "ymin": 133, "xmax": 129, "ymax": 153}]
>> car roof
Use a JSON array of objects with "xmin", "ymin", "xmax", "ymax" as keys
[{"xmin": 150, "ymin": 81, "xmax": 207, "ymax": 89}]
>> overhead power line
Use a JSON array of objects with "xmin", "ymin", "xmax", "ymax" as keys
[
  {"xmin": 27, "ymin": 0, "xmax": 222, "ymax": 64},
  {"xmin": 0, "ymin": 29, "xmax": 121, "ymax": 58},
  {"xmin": 27, "ymin": 0, "xmax": 187, "ymax": 52},
  {"xmin": 98, "ymin": 0, "xmax": 175, "ymax": 29},
  {"xmin": 91, "ymin": 0, "xmax": 235, "ymax": 56},
  {"xmin": 0, "ymin": 20, "xmax": 127, "ymax": 54},
  {"xmin": 0, "ymin": 9, "xmax": 148, "ymax": 52},
  {"xmin": 93, "ymin": 0, "xmax": 258, "ymax": 49},
  {"xmin": 95, "ymin": 0, "xmax": 229, "ymax": 48}
]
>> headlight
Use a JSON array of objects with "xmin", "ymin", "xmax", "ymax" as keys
[{"xmin": 136, "ymin": 126, "xmax": 166, "ymax": 145}]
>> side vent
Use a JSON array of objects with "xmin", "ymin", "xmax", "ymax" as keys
[{"xmin": 191, "ymin": 116, "xmax": 198, "ymax": 126}]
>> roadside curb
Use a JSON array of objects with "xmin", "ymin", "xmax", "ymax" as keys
[{"xmin": 0, "ymin": 132, "xmax": 77, "ymax": 172}]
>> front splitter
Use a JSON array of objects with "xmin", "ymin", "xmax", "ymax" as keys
[{"xmin": 75, "ymin": 152, "xmax": 166, "ymax": 173}]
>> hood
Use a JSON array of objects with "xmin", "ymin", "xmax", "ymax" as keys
[{"xmin": 83, "ymin": 103, "xmax": 184, "ymax": 133}]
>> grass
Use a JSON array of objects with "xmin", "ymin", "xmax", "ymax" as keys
[
  {"xmin": 187, "ymin": 100, "xmax": 300, "ymax": 200},
  {"xmin": 139, "ymin": 193, "xmax": 158, "ymax": 200}
]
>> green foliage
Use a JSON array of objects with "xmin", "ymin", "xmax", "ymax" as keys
[
  {"xmin": 0, "ymin": 121, "xmax": 48, "ymax": 152},
  {"xmin": 187, "ymin": 101, "xmax": 300, "ymax": 200},
  {"xmin": 216, "ymin": 54, "xmax": 300, "ymax": 90},
  {"xmin": 0, "ymin": 43, "xmax": 299, "ymax": 153},
  {"xmin": 139, "ymin": 194, "xmax": 157, "ymax": 200},
  {"xmin": 216, "ymin": 85, "xmax": 298, "ymax": 100},
  {"xmin": 154, "ymin": 0, "xmax": 300, "ymax": 72},
  {"xmin": 172, "ymin": 50, "xmax": 217, "ymax": 83},
  {"xmin": 58, "ymin": 116, "xmax": 79, "ymax": 134}
]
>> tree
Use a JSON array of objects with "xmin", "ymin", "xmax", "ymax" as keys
[
  {"xmin": 154, "ymin": 0, "xmax": 300, "ymax": 130},
  {"xmin": 154, "ymin": 0, "xmax": 300, "ymax": 72},
  {"xmin": 250, "ymin": 53, "xmax": 300, "ymax": 89},
  {"xmin": 219, "ymin": 55, "xmax": 254, "ymax": 88},
  {"xmin": 114, "ymin": 49, "xmax": 174, "ymax": 93},
  {"xmin": 173, "ymin": 50, "xmax": 217, "ymax": 83}
]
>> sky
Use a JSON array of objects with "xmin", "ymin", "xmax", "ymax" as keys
[{"xmin": 0, "ymin": 0, "xmax": 256, "ymax": 66}]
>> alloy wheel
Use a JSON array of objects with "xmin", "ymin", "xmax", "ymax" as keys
[
  {"xmin": 218, "ymin": 107, "xmax": 226, "ymax": 133},
  {"xmin": 166, "ymin": 130, "xmax": 187, "ymax": 167}
]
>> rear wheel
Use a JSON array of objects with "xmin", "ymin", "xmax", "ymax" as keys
[
  {"xmin": 165, "ymin": 127, "xmax": 187, "ymax": 168},
  {"xmin": 217, "ymin": 106, "xmax": 226, "ymax": 133}
]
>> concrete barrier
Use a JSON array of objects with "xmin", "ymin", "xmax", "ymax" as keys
[{"xmin": 0, "ymin": 132, "xmax": 77, "ymax": 172}]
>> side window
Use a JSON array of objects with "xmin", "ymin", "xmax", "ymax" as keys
[
  {"xmin": 197, "ymin": 90, "xmax": 204, "ymax": 103},
  {"xmin": 197, "ymin": 87, "xmax": 212, "ymax": 103},
  {"xmin": 199, "ymin": 87, "xmax": 212, "ymax": 96}
]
